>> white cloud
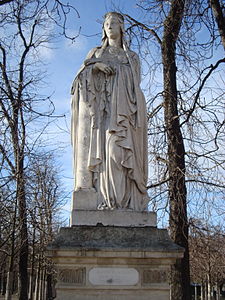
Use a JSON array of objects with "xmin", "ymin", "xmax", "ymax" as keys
[
  {"xmin": 38, "ymin": 44, "xmax": 54, "ymax": 60},
  {"xmin": 64, "ymin": 31, "xmax": 88, "ymax": 53}
]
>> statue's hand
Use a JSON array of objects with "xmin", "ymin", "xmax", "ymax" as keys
[{"xmin": 93, "ymin": 62, "xmax": 115, "ymax": 75}]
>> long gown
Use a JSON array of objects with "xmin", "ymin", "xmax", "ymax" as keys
[{"xmin": 71, "ymin": 45, "xmax": 149, "ymax": 211}]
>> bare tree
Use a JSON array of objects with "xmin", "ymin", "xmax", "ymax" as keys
[
  {"xmin": 189, "ymin": 220, "xmax": 225, "ymax": 300},
  {"xmin": 0, "ymin": 1, "xmax": 78, "ymax": 299},
  {"xmin": 161, "ymin": 1, "xmax": 190, "ymax": 299},
  {"xmin": 125, "ymin": 1, "xmax": 190, "ymax": 298},
  {"xmin": 26, "ymin": 152, "xmax": 65, "ymax": 300},
  {"xmin": 0, "ymin": 152, "xmax": 67, "ymax": 300},
  {"xmin": 122, "ymin": 0, "xmax": 225, "ymax": 299}
]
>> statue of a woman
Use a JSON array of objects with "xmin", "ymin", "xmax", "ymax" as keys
[{"xmin": 71, "ymin": 12, "xmax": 149, "ymax": 211}]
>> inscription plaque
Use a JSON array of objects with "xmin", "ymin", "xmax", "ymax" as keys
[
  {"xmin": 89, "ymin": 267, "xmax": 139, "ymax": 286},
  {"xmin": 58, "ymin": 268, "xmax": 85, "ymax": 285}
]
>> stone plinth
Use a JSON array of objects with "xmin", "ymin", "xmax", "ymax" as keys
[
  {"xmin": 70, "ymin": 189, "xmax": 157, "ymax": 227},
  {"xmin": 47, "ymin": 226, "xmax": 184, "ymax": 300},
  {"xmin": 70, "ymin": 209, "xmax": 157, "ymax": 227}
]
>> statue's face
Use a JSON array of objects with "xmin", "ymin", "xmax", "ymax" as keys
[{"xmin": 104, "ymin": 16, "xmax": 121, "ymax": 40}]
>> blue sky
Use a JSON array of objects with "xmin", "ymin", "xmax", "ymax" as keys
[{"xmin": 42, "ymin": 0, "xmax": 143, "ymax": 222}]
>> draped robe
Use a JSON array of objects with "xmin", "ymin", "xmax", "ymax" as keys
[{"xmin": 71, "ymin": 46, "xmax": 149, "ymax": 211}]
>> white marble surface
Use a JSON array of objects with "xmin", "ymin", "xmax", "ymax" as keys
[{"xmin": 71, "ymin": 12, "xmax": 149, "ymax": 211}]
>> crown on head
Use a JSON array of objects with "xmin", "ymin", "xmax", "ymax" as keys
[{"xmin": 104, "ymin": 12, "xmax": 124, "ymax": 23}]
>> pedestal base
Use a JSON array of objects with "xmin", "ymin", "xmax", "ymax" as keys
[
  {"xmin": 47, "ymin": 226, "xmax": 183, "ymax": 300},
  {"xmin": 70, "ymin": 189, "xmax": 157, "ymax": 227},
  {"xmin": 70, "ymin": 209, "xmax": 157, "ymax": 227}
]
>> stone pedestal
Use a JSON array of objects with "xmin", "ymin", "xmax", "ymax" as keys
[
  {"xmin": 47, "ymin": 187, "xmax": 184, "ymax": 299},
  {"xmin": 70, "ymin": 189, "xmax": 157, "ymax": 227},
  {"xmin": 71, "ymin": 209, "xmax": 157, "ymax": 227},
  {"xmin": 47, "ymin": 226, "xmax": 183, "ymax": 300}
]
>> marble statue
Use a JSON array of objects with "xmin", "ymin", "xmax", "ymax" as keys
[{"xmin": 71, "ymin": 12, "xmax": 149, "ymax": 211}]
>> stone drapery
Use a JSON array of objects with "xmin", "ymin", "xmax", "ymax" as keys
[{"xmin": 71, "ymin": 44, "xmax": 149, "ymax": 211}]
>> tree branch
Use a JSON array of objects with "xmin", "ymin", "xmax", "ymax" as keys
[
  {"xmin": 147, "ymin": 177, "xmax": 169, "ymax": 189},
  {"xmin": 0, "ymin": 0, "xmax": 13, "ymax": 5},
  {"xmin": 181, "ymin": 57, "xmax": 225, "ymax": 126},
  {"xmin": 124, "ymin": 14, "xmax": 162, "ymax": 45},
  {"xmin": 0, "ymin": 43, "xmax": 15, "ymax": 102},
  {"xmin": 0, "ymin": 144, "xmax": 15, "ymax": 173},
  {"xmin": 186, "ymin": 179, "xmax": 225, "ymax": 189}
]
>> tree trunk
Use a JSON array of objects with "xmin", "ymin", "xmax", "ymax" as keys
[
  {"xmin": 5, "ymin": 248, "xmax": 14, "ymax": 300},
  {"xmin": 42, "ymin": 271, "xmax": 47, "ymax": 300},
  {"xmin": 34, "ymin": 255, "xmax": 41, "ymax": 300},
  {"xmin": 205, "ymin": 281, "xmax": 208, "ymax": 300},
  {"xmin": 17, "ymin": 162, "xmax": 29, "ymax": 300},
  {"xmin": 210, "ymin": 0, "xmax": 225, "ymax": 50},
  {"xmin": 5, "ymin": 190, "xmax": 17, "ymax": 300},
  {"xmin": 201, "ymin": 284, "xmax": 204, "ymax": 300},
  {"xmin": 29, "ymin": 225, "xmax": 36, "ymax": 300},
  {"xmin": 39, "ymin": 269, "xmax": 44, "ymax": 300},
  {"xmin": 195, "ymin": 285, "xmax": 198, "ymax": 300},
  {"xmin": 216, "ymin": 283, "xmax": 220, "ymax": 300},
  {"xmin": 1, "ymin": 272, "xmax": 7, "ymax": 296},
  {"xmin": 207, "ymin": 273, "xmax": 211, "ymax": 300},
  {"xmin": 5, "ymin": 272, "xmax": 13, "ymax": 300},
  {"xmin": 161, "ymin": 0, "xmax": 190, "ymax": 299},
  {"xmin": 46, "ymin": 274, "xmax": 53, "ymax": 300}
]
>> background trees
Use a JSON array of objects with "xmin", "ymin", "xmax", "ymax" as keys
[
  {"xmin": 189, "ymin": 220, "xmax": 225, "ymax": 300},
  {"xmin": 124, "ymin": 0, "xmax": 225, "ymax": 299},
  {"xmin": 0, "ymin": 0, "xmax": 224, "ymax": 299},
  {"xmin": 0, "ymin": 152, "xmax": 65, "ymax": 300},
  {"xmin": 0, "ymin": 0, "xmax": 78, "ymax": 299}
]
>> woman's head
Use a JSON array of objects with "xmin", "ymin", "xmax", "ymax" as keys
[{"xmin": 102, "ymin": 12, "xmax": 125, "ymax": 47}]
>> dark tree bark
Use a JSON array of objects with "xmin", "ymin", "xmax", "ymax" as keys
[
  {"xmin": 17, "ymin": 167, "xmax": 29, "ymax": 300},
  {"xmin": 5, "ymin": 195, "xmax": 17, "ymax": 300},
  {"xmin": 161, "ymin": 0, "xmax": 190, "ymax": 299},
  {"xmin": 0, "ymin": 36, "xmax": 29, "ymax": 299},
  {"xmin": 0, "ymin": 0, "xmax": 13, "ymax": 5},
  {"xmin": 210, "ymin": 0, "xmax": 225, "ymax": 50}
]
